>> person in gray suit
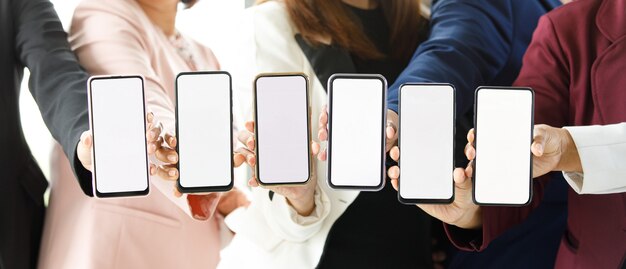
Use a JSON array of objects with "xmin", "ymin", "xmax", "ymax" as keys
[{"xmin": 0, "ymin": 0, "xmax": 176, "ymax": 267}]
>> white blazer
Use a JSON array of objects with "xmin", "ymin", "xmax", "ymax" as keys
[
  {"xmin": 562, "ymin": 123, "xmax": 626, "ymax": 194},
  {"xmin": 218, "ymin": 2, "xmax": 360, "ymax": 268}
]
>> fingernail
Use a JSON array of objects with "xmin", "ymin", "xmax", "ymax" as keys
[
  {"xmin": 150, "ymin": 144, "xmax": 156, "ymax": 152},
  {"xmin": 169, "ymin": 170, "xmax": 177, "ymax": 177},
  {"xmin": 168, "ymin": 155, "xmax": 177, "ymax": 162}
]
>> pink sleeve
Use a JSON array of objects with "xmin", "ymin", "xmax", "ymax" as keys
[{"xmin": 69, "ymin": 3, "xmax": 176, "ymax": 135}]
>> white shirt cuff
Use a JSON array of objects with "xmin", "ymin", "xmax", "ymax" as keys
[{"xmin": 563, "ymin": 124, "xmax": 626, "ymax": 194}]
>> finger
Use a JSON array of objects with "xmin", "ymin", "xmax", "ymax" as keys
[
  {"xmin": 311, "ymin": 141, "xmax": 320, "ymax": 156},
  {"xmin": 147, "ymin": 121, "xmax": 163, "ymax": 142},
  {"xmin": 173, "ymin": 186, "xmax": 182, "ymax": 198},
  {"xmin": 531, "ymin": 125, "xmax": 547, "ymax": 157},
  {"xmin": 386, "ymin": 122, "xmax": 397, "ymax": 140},
  {"xmin": 464, "ymin": 161, "xmax": 474, "ymax": 180},
  {"xmin": 390, "ymin": 178, "xmax": 399, "ymax": 191},
  {"xmin": 155, "ymin": 143, "xmax": 178, "ymax": 164},
  {"xmin": 233, "ymin": 153, "xmax": 246, "ymax": 168},
  {"xmin": 318, "ymin": 127, "xmax": 328, "ymax": 141},
  {"xmin": 318, "ymin": 148, "xmax": 327, "ymax": 161},
  {"xmin": 390, "ymin": 146, "xmax": 399, "ymax": 161},
  {"xmin": 164, "ymin": 133, "xmax": 177, "ymax": 148},
  {"xmin": 388, "ymin": 165, "xmax": 399, "ymax": 181},
  {"xmin": 245, "ymin": 121, "xmax": 255, "ymax": 133},
  {"xmin": 147, "ymin": 112, "xmax": 154, "ymax": 125},
  {"xmin": 319, "ymin": 105, "xmax": 328, "ymax": 126},
  {"xmin": 247, "ymin": 177, "xmax": 259, "ymax": 187},
  {"xmin": 237, "ymin": 129, "xmax": 255, "ymax": 150},
  {"xmin": 156, "ymin": 164, "xmax": 178, "ymax": 181},
  {"xmin": 150, "ymin": 164, "xmax": 157, "ymax": 176},
  {"xmin": 467, "ymin": 128, "xmax": 475, "ymax": 145},
  {"xmin": 235, "ymin": 147, "xmax": 256, "ymax": 166},
  {"xmin": 453, "ymin": 167, "xmax": 466, "ymax": 184},
  {"xmin": 80, "ymin": 131, "xmax": 93, "ymax": 148},
  {"xmin": 464, "ymin": 142, "xmax": 476, "ymax": 161}
]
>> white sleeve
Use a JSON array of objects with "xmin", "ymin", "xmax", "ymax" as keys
[
  {"xmin": 221, "ymin": 6, "xmax": 332, "ymax": 243},
  {"xmin": 562, "ymin": 123, "xmax": 626, "ymax": 194},
  {"xmin": 262, "ymin": 185, "xmax": 331, "ymax": 242}
]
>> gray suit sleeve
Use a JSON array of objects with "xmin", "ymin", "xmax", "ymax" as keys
[{"xmin": 13, "ymin": 0, "xmax": 93, "ymax": 196}]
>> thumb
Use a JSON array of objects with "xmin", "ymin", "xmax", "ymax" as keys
[
  {"xmin": 80, "ymin": 131, "xmax": 93, "ymax": 148},
  {"xmin": 77, "ymin": 131, "xmax": 93, "ymax": 171},
  {"xmin": 531, "ymin": 125, "xmax": 548, "ymax": 157}
]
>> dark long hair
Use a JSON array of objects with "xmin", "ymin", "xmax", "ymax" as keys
[{"xmin": 257, "ymin": 0, "xmax": 428, "ymax": 62}]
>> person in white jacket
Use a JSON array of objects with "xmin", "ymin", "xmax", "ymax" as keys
[{"xmin": 220, "ymin": 0, "xmax": 433, "ymax": 268}]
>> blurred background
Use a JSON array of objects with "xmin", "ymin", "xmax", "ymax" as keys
[{"xmin": 20, "ymin": 0, "xmax": 249, "ymax": 202}]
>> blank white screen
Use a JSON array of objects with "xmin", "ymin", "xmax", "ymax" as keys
[
  {"xmin": 329, "ymin": 77, "xmax": 384, "ymax": 187},
  {"xmin": 177, "ymin": 73, "xmax": 232, "ymax": 188},
  {"xmin": 255, "ymin": 75, "xmax": 309, "ymax": 184},
  {"xmin": 399, "ymin": 85, "xmax": 454, "ymax": 200},
  {"xmin": 90, "ymin": 77, "xmax": 149, "ymax": 195},
  {"xmin": 474, "ymin": 88, "xmax": 532, "ymax": 204}
]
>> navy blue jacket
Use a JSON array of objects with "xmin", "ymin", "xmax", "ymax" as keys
[
  {"xmin": 388, "ymin": 0, "xmax": 561, "ymax": 115},
  {"xmin": 386, "ymin": 0, "xmax": 568, "ymax": 268}
]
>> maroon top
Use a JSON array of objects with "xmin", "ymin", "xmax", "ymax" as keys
[{"xmin": 446, "ymin": 0, "xmax": 626, "ymax": 268}]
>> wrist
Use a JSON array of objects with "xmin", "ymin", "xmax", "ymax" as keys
[
  {"xmin": 557, "ymin": 128, "xmax": 583, "ymax": 173},
  {"xmin": 453, "ymin": 206, "xmax": 482, "ymax": 230},
  {"xmin": 286, "ymin": 190, "xmax": 316, "ymax": 216}
]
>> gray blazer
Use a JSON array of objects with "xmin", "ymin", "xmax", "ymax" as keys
[{"xmin": 0, "ymin": 0, "xmax": 91, "ymax": 268}]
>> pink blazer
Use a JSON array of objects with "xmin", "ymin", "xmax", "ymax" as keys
[{"xmin": 38, "ymin": 0, "xmax": 224, "ymax": 268}]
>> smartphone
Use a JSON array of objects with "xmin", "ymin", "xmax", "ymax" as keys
[
  {"xmin": 88, "ymin": 75, "xmax": 149, "ymax": 198},
  {"xmin": 254, "ymin": 73, "xmax": 311, "ymax": 185},
  {"xmin": 473, "ymin": 87, "xmax": 534, "ymax": 206},
  {"xmin": 327, "ymin": 74, "xmax": 386, "ymax": 190},
  {"xmin": 398, "ymin": 84, "xmax": 455, "ymax": 204},
  {"xmin": 175, "ymin": 71, "xmax": 234, "ymax": 193}
]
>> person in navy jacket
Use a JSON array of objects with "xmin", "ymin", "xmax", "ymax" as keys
[{"xmin": 385, "ymin": 0, "xmax": 568, "ymax": 268}]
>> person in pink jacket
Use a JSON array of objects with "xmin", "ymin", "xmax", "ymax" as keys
[{"xmin": 38, "ymin": 0, "xmax": 248, "ymax": 268}]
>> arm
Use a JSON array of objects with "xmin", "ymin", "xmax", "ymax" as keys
[
  {"xmin": 562, "ymin": 123, "xmax": 626, "ymax": 194},
  {"xmin": 13, "ymin": 0, "xmax": 92, "ymax": 195},
  {"xmin": 447, "ymin": 14, "xmax": 571, "ymax": 251},
  {"xmin": 387, "ymin": 0, "xmax": 513, "ymax": 115},
  {"xmin": 222, "ymin": 5, "xmax": 331, "ymax": 243},
  {"xmin": 69, "ymin": 5, "xmax": 176, "ymax": 135},
  {"xmin": 68, "ymin": 3, "xmax": 202, "ymax": 217}
]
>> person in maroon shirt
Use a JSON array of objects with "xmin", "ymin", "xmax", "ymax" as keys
[{"xmin": 388, "ymin": 0, "xmax": 626, "ymax": 268}]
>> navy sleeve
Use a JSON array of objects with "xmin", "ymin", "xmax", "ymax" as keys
[
  {"xmin": 13, "ymin": 0, "xmax": 93, "ymax": 196},
  {"xmin": 387, "ymin": 0, "xmax": 513, "ymax": 115}
]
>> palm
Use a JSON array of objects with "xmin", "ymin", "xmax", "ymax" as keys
[{"xmin": 418, "ymin": 174, "xmax": 477, "ymax": 226}]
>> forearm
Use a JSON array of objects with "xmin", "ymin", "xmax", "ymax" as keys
[{"xmin": 14, "ymin": 0, "xmax": 92, "ymax": 194}]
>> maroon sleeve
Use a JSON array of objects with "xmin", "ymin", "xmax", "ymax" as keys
[{"xmin": 444, "ymin": 14, "xmax": 570, "ymax": 251}]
